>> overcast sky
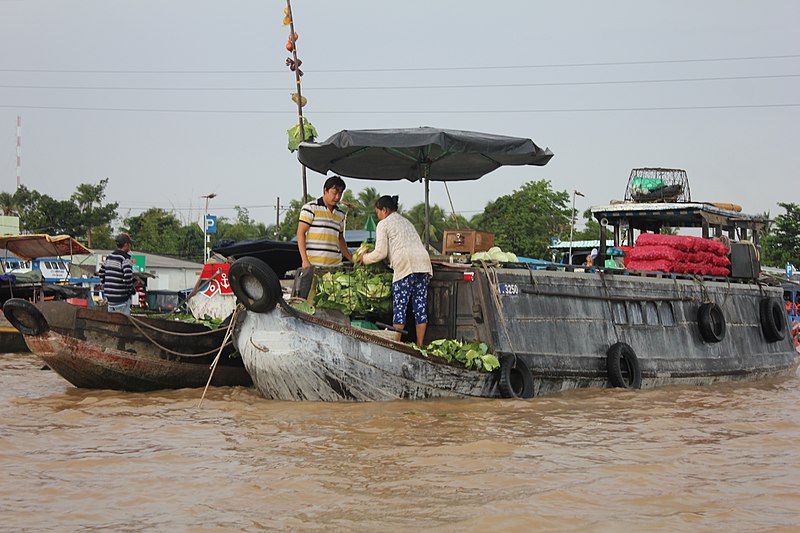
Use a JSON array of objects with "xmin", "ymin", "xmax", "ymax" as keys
[{"xmin": 0, "ymin": 0, "xmax": 797, "ymax": 231}]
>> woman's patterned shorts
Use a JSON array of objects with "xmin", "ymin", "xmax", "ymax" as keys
[{"xmin": 392, "ymin": 273, "xmax": 429, "ymax": 325}]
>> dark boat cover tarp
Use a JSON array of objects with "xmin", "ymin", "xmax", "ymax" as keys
[
  {"xmin": 297, "ymin": 126, "xmax": 554, "ymax": 182},
  {"xmin": 212, "ymin": 239, "xmax": 300, "ymax": 278}
]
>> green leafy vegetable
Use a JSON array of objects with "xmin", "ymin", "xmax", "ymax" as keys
[
  {"xmin": 413, "ymin": 339, "xmax": 499, "ymax": 372},
  {"xmin": 290, "ymin": 301, "xmax": 315, "ymax": 314},
  {"xmin": 313, "ymin": 268, "xmax": 393, "ymax": 315}
]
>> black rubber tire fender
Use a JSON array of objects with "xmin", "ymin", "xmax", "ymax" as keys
[
  {"xmin": 2, "ymin": 298, "xmax": 49, "ymax": 336},
  {"xmin": 697, "ymin": 302, "xmax": 726, "ymax": 343},
  {"xmin": 759, "ymin": 297, "xmax": 786, "ymax": 342},
  {"xmin": 498, "ymin": 354, "xmax": 535, "ymax": 399},
  {"xmin": 228, "ymin": 257, "xmax": 282, "ymax": 313},
  {"xmin": 606, "ymin": 342, "xmax": 642, "ymax": 389}
]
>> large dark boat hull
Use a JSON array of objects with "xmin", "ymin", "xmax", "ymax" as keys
[{"xmin": 235, "ymin": 266, "xmax": 798, "ymax": 401}]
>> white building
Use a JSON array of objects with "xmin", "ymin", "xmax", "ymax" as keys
[{"xmin": 74, "ymin": 251, "xmax": 203, "ymax": 292}]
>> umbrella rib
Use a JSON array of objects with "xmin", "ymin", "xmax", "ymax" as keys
[
  {"xmin": 384, "ymin": 147, "xmax": 420, "ymax": 162},
  {"xmin": 329, "ymin": 146, "xmax": 371, "ymax": 166}
]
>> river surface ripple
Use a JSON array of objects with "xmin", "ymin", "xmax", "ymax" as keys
[{"xmin": 1, "ymin": 352, "xmax": 799, "ymax": 532}]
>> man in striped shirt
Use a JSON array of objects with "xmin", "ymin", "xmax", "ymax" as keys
[
  {"xmin": 297, "ymin": 175, "xmax": 353, "ymax": 268},
  {"xmin": 99, "ymin": 233, "xmax": 135, "ymax": 314}
]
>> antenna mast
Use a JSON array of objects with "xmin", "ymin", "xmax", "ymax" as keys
[{"xmin": 15, "ymin": 115, "xmax": 21, "ymax": 189}]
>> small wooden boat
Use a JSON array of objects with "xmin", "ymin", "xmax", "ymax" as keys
[{"xmin": 2, "ymin": 298, "xmax": 251, "ymax": 391}]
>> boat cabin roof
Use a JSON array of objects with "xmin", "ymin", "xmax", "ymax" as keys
[
  {"xmin": 0, "ymin": 234, "xmax": 92, "ymax": 260},
  {"xmin": 590, "ymin": 202, "xmax": 767, "ymax": 234}
]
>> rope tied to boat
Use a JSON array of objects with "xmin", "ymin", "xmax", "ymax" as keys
[
  {"xmin": 125, "ymin": 313, "xmax": 231, "ymax": 337},
  {"xmin": 198, "ymin": 304, "xmax": 243, "ymax": 407},
  {"xmin": 124, "ymin": 313, "xmax": 234, "ymax": 357},
  {"xmin": 481, "ymin": 262, "xmax": 522, "ymax": 369}
]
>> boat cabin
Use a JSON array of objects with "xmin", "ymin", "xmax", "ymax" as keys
[{"xmin": 592, "ymin": 202, "xmax": 767, "ymax": 280}]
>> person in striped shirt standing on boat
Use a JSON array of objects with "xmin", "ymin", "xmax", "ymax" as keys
[
  {"xmin": 297, "ymin": 176, "xmax": 353, "ymax": 269},
  {"xmin": 99, "ymin": 233, "xmax": 135, "ymax": 315}
]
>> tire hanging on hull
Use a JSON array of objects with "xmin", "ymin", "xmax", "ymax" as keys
[
  {"xmin": 697, "ymin": 302, "xmax": 726, "ymax": 343},
  {"xmin": 2, "ymin": 298, "xmax": 49, "ymax": 336},
  {"xmin": 229, "ymin": 257, "xmax": 282, "ymax": 313},
  {"xmin": 498, "ymin": 354, "xmax": 535, "ymax": 399},
  {"xmin": 760, "ymin": 297, "xmax": 787, "ymax": 342},
  {"xmin": 606, "ymin": 342, "xmax": 642, "ymax": 389}
]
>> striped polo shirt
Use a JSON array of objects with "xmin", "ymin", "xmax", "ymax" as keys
[{"xmin": 299, "ymin": 197, "xmax": 346, "ymax": 266}]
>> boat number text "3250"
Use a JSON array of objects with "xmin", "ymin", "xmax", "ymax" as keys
[{"xmin": 498, "ymin": 283, "xmax": 519, "ymax": 296}]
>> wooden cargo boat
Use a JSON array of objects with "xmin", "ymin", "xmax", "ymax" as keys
[
  {"xmin": 2, "ymin": 299, "xmax": 251, "ymax": 391},
  {"xmin": 222, "ymin": 201, "xmax": 797, "ymax": 402}
]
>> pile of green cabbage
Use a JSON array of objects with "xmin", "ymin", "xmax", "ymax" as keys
[
  {"xmin": 313, "ymin": 268, "xmax": 393, "ymax": 315},
  {"xmin": 471, "ymin": 246, "xmax": 518, "ymax": 263},
  {"xmin": 414, "ymin": 339, "xmax": 500, "ymax": 372}
]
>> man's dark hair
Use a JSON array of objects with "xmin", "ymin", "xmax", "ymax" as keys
[
  {"xmin": 115, "ymin": 233, "xmax": 133, "ymax": 248},
  {"xmin": 323, "ymin": 175, "xmax": 346, "ymax": 191},
  {"xmin": 375, "ymin": 195, "xmax": 399, "ymax": 212}
]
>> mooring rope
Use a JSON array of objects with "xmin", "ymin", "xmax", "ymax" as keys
[
  {"xmin": 481, "ymin": 262, "xmax": 520, "ymax": 364},
  {"xmin": 125, "ymin": 313, "xmax": 229, "ymax": 337},
  {"xmin": 126, "ymin": 314, "xmax": 234, "ymax": 357},
  {"xmin": 198, "ymin": 304, "xmax": 242, "ymax": 407}
]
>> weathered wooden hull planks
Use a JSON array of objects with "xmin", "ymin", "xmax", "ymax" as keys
[{"xmin": 23, "ymin": 301, "xmax": 251, "ymax": 391}]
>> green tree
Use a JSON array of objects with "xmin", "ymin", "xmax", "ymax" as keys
[
  {"xmin": 572, "ymin": 208, "xmax": 602, "ymax": 241},
  {"xmin": 340, "ymin": 190, "xmax": 363, "ymax": 230},
  {"xmin": 474, "ymin": 180, "xmax": 570, "ymax": 258},
  {"xmin": 20, "ymin": 192, "xmax": 82, "ymax": 236},
  {"xmin": 125, "ymin": 208, "xmax": 182, "ymax": 255},
  {"xmin": 340, "ymin": 187, "xmax": 382, "ymax": 231},
  {"xmin": 215, "ymin": 206, "xmax": 269, "ymax": 244},
  {"xmin": 275, "ymin": 198, "xmax": 305, "ymax": 241},
  {"xmin": 177, "ymin": 224, "xmax": 205, "ymax": 262},
  {"xmin": 763, "ymin": 202, "xmax": 800, "ymax": 267},
  {"xmin": 70, "ymin": 179, "xmax": 118, "ymax": 247},
  {"xmin": 0, "ymin": 191, "xmax": 20, "ymax": 216},
  {"xmin": 405, "ymin": 203, "xmax": 446, "ymax": 243},
  {"xmin": 91, "ymin": 224, "xmax": 117, "ymax": 249}
]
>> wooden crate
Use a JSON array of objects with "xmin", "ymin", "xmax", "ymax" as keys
[{"xmin": 442, "ymin": 230, "xmax": 494, "ymax": 255}]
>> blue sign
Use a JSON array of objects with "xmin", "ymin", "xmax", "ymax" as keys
[
  {"xmin": 205, "ymin": 215, "xmax": 217, "ymax": 234},
  {"xmin": 787, "ymin": 262, "xmax": 796, "ymax": 278}
]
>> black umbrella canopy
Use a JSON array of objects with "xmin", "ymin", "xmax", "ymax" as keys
[{"xmin": 297, "ymin": 126, "xmax": 554, "ymax": 182}]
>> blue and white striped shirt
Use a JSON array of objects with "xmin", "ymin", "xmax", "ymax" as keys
[{"xmin": 99, "ymin": 250, "xmax": 134, "ymax": 304}]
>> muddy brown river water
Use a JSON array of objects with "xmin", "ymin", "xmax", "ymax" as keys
[{"xmin": 1, "ymin": 351, "xmax": 799, "ymax": 532}]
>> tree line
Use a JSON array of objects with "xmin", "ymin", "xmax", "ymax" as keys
[{"xmin": 0, "ymin": 180, "xmax": 798, "ymax": 268}]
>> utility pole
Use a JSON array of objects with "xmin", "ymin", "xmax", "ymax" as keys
[
  {"xmin": 276, "ymin": 196, "xmax": 281, "ymax": 237},
  {"xmin": 568, "ymin": 190, "xmax": 585, "ymax": 265}
]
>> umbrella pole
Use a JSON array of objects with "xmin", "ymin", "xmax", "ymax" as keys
[{"xmin": 424, "ymin": 176, "xmax": 430, "ymax": 250}]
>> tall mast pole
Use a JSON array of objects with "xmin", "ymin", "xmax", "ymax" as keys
[
  {"xmin": 285, "ymin": 0, "xmax": 308, "ymax": 201},
  {"xmin": 16, "ymin": 116, "xmax": 21, "ymax": 189}
]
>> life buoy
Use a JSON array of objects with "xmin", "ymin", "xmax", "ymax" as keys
[
  {"xmin": 498, "ymin": 354, "xmax": 535, "ymax": 399},
  {"xmin": 229, "ymin": 257, "xmax": 282, "ymax": 313},
  {"xmin": 606, "ymin": 342, "xmax": 642, "ymax": 389},
  {"xmin": 759, "ymin": 297, "xmax": 786, "ymax": 342},
  {"xmin": 2, "ymin": 298, "xmax": 49, "ymax": 336},
  {"xmin": 697, "ymin": 302, "xmax": 726, "ymax": 343}
]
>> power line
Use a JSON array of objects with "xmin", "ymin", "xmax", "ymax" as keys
[
  {"xmin": 0, "ymin": 54, "xmax": 798, "ymax": 74},
  {"xmin": 0, "ymin": 73, "xmax": 797, "ymax": 91},
  {"xmin": 1, "ymin": 103, "xmax": 799, "ymax": 114}
]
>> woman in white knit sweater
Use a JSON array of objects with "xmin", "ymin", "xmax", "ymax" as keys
[{"xmin": 358, "ymin": 195, "xmax": 432, "ymax": 346}]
